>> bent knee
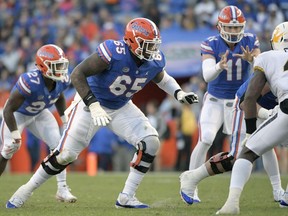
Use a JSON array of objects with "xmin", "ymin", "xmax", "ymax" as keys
[{"xmin": 57, "ymin": 149, "xmax": 78, "ymax": 165}]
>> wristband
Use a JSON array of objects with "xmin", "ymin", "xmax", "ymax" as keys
[
  {"xmin": 83, "ymin": 90, "xmax": 97, "ymax": 107},
  {"xmin": 174, "ymin": 89, "xmax": 181, "ymax": 100},
  {"xmin": 245, "ymin": 118, "xmax": 257, "ymax": 134}
]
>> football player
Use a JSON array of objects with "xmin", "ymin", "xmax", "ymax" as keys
[
  {"xmin": 188, "ymin": 5, "xmax": 261, "ymax": 202},
  {"xmin": 1, "ymin": 44, "xmax": 77, "ymax": 203},
  {"xmin": 180, "ymin": 74, "xmax": 284, "ymax": 205},
  {"xmin": 6, "ymin": 18, "xmax": 198, "ymax": 209},
  {"xmin": 217, "ymin": 21, "xmax": 288, "ymax": 214}
]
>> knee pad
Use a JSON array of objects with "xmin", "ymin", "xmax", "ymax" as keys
[
  {"xmin": 130, "ymin": 136, "xmax": 160, "ymax": 173},
  {"xmin": 209, "ymin": 152, "xmax": 234, "ymax": 174},
  {"xmin": 41, "ymin": 150, "xmax": 69, "ymax": 175},
  {"xmin": 56, "ymin": 149, "xmax": 78, "ymax": 165}
]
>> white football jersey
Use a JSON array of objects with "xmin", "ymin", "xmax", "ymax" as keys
[{"xmin": 254, "ymin": 50, "xmax": 288, "ymax": 103}]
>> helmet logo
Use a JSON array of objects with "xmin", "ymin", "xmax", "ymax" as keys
[
  {"xmin": 38, "ymin": 51, "xmax": 54, "ymax": 59},
  {"xmin": 272, "ymin": 28, "xmax": 283, "ymax": 42},
  {"xmin": 131, "ymin": 22, "xmax": 149, "ymax": 36}
]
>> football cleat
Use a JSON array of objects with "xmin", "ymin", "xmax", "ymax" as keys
[
  {"xmin": 273, "ymin": 188, "xmax": 284, "ymax": 202},
  {"xmin": 115, "ymin": 192, "xmax": 149, "ymax": 208},
  {"xmin": 179, "ymin": 170, "xmax": 198, "ymax": 205},
  {"xmin": 6, "ymin": 185, "xmax": 33, "ymax": 209},
  {"xmin": 56, "ymin": 185, "xmax": 77, "ymax": 203},
  {"xmin": 193, "ymin": 187, "xmax": 201, "ymax": 203},
  {"xmin": 279, "ymin": 192, "xmax": 288, "ymax": 207}
]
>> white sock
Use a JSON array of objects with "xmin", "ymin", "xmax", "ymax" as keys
[
  {"xmin": 189, "ymin": 141, "xmax": 210, "ymax": 170},
  {"xmin": 262, "ymin": 150, "xmax": 281, "ymax": 191},
  {"xmin": 191, "ymin": 164, "xmax": 210, "ymax": 185},
  {"xmin": 122, "ymin": 169, "xmax": 144, "ymax": 197},
  {"xmin": 224, "ymin": 188, "xmax": 242, "ymax": 207},
  {"xmin": 230, "ymin": 158, "xmax": 253, "ymax": 190},
  {"xmin": 25, "ymin": 165, "xmax": 53, "ymax": 192},
  {"xmin": 56, "ymin": 169, "xmax": 67, "ymax": 188}
]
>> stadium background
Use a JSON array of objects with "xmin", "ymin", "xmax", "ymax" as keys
[{"xmin": 0, "ymin": 0, "xmax": 287, "ymax": 174}]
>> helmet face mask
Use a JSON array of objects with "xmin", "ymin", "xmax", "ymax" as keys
[
  {"xmin": 217, "ymin": 6, "xmax": 246, "ymax": 44},
  {"xmin": 271, "ymin": 22, "xmax": 288, "ymax": 52},
  {"xmin": 36, "ymin": 44, "xmax": 69, "ymax": 81},
  {"xmin": 124, "ymin": 18, "xmax": 161, "ymax": 61}
]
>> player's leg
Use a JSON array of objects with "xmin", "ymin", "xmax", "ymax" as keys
[
  {"xmin": 0, "ymin": 113, "xmax": 28, "ymax": 176},
  {"xmin": 184, "ymin": 94, "xmax": 224, "ymax": 202},
  {"xmin": 109, "ymin": 101, "xmax": 159, "ymax": 208},
  {"xmin": 6, "ymin": 102, "xmax": 95, "ymax": 208},
  {"xmin": 189, "ymin": 94, "xmax": 224, "ymax": 171},
  {"xmin": 256, "ymin": 118, "xmax": 284, "ymax": 202},
  {"xmin": 262, "ymin": 149, "xmax": 284, "ymax": 201},
  {"xmin": 217, "ymin": 110, "xmax": 288, "ymax": 214}
]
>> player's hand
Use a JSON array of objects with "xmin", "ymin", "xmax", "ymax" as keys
[
  {"xmin": 2, "ymin": 130, "xmax": 21, "ymax": 159},
  {"xmin": 89, "ymin": 102, "xmax": 112, "ymax": 126},
  {"xmin": 241, "ymin": 133, "xmax": 250, "ymax": 147},
  {"xmin": 177, "ymin": 91, "xmax": 199, "ymax": 104},
  {"xmin": 233, "ymin": 45, "xmax": 255, "ymax": 63},
  {"xmin": 219, "ymin": 50, "xmax": 229, "ymax": 70}
]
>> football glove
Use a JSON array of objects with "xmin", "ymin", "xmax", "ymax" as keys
[
  {"xmin": 177, "ymin": 91, "xmax": 199, "ymax": 104},
  {"xmin": 2, "ymin": 130, "xmax": 21, "ymax": 159},
  {"xmin": 89, "ymin": 102, "xmax": 112, "ymax": 126}
]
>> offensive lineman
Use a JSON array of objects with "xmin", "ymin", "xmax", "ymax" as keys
[
  {"xmin": 6, "ymin": 18, "xmax": 198, "ymax": 209},
  {"xmin": 1, "ymin": 44, "xmax": 77, "ymax": 203}
]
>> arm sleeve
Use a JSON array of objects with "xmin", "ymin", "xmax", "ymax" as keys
[
  {"xmin": 202, "ymin": 58, "xmax": 223, "ymax": 82},
  {"xmin": 156, "ymin": 71, "xmax": 181, "ymax": 98}
]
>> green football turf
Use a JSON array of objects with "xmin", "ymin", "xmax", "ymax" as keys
[{"xmin": 0, "ymin": 172, "xmax": 287, "ymax": 216}]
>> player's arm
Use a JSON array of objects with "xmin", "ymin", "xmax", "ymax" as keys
[
  {"xmin": 202, "ymin": 51, "xmax": 229, "ymax": 82},
  {"xmin": 71, "ymin": 52, "xmax": 111, "ymax": 126},
  {"xmin": 242, "ymin": 70, "xmax": 266, "ymax": 134},
  {"xmin": 153, "ymin": 70, "xmax": 198, "ymax": 104},
  {"xmin": 3, "ymin": 89, "xmax": 25, "ymax": 133},
  {"xmin": 54, "ymin": 92, "xmax": 68, "ymax": 125},
  {"xmin": 70, "ymin": 53, "xmax": 108, "ymax": 102}
]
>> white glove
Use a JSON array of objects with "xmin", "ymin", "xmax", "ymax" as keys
[
  {"xmin": 89, "ymin": 102, "xmax": 112, "ymax": 126},
  {"xmin": 241, "ymin": 133, "xmax": 250, "ymax": 147},
  {"xmin": 177, "ymin": 91, "xmax": 199, "ymax": 104},
  {"xmin": 2, "ymin": 130, "xmax": 21, "ymax": 159}
]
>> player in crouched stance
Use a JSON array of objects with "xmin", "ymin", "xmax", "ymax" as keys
[
  {"xmin": 216, "ymin": 22, "xmax": 288, "ymax": 214},
  {"xmin": 1, "ymin": 44, "xmax": 77, "ymax": 206},
  {"xmin": 6, "ymin": 18, "xmax": 198, "ymax": 209}
]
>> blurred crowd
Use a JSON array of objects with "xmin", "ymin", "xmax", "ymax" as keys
[
  {"xmin": 1, "ymin": 0, "xmax": 288, "ymax": 173},
  {"xmin": 0, "ymin": 0, "xmax": 288, "ymax": 91}
]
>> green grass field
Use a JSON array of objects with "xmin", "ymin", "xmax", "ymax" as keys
[{"xmin": 0, "ymin": 172, "xmax": 287, "ymax": 216}]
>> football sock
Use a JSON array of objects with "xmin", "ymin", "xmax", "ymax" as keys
[
  {"xmin": 25, "ymin": 166, "xmax": 52, "ymax": 192},
  {"xmin": 230, "ymin": 158, "xmax": 253, "ymax": 190},
  {"xmin": 56, "ymin": 169, "xmax": 67, "ymax": 188},
  {"xmin": 122, "ymin": 169, "xmax": 144, "ymax": 196}
]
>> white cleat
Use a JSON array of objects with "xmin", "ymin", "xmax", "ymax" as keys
[
  {"xmin": 216, "ymin": 202, "xmax": 240, "ymax": 215},
  {"xmin": 56, "ymin": 185, "xmax": 77, "ymax": 203},
  {"xmin": 6, "ymin": 185, "xmax": 33, "ymax": 209},
  {"xmin": 179, "ymin": 170, "xmax": 199, "ymax": 205},
  {"xmin": 279, "ymin": 192, "xmax": 288, "ymax": 207},
  {"xmin": 115, "ymin": 192, "xmax": 149, "ymax": 208},
  {"xmin": 273, "ymin": 189, "xmax": 284, "ymax": 202}
]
